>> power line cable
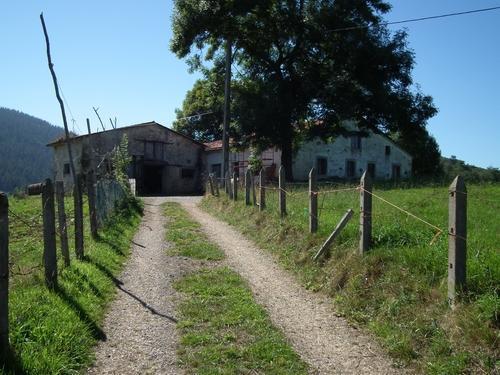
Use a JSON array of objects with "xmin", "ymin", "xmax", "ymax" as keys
[
  {"xmin": 177, "ymin": 111, "xmax": 215, "ymax": 122},
  {"xmin": 328, "ymin": 5, "xmax": 500, "ymax": 33}
]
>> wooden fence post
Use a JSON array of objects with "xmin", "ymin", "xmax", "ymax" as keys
[
  {"xmin": 259, "ymin": 169, "xmax": 266, "ymax": 211},
  {"xmin": 309, "ymin": 167, "xmax": 318, "ymax": 233},
  {"xmin": 245, "ymin": 169, "xmax": 251, "ymax": 205},
  {"xmin": 55, "ymin": 181, "xmax": 70, "ymax": 267},
  {"xmin": 232, "ymin": 172, "xmax": 238, "ymax": 201},
  {"xmin": 359, "ymin": 171, "xmax": 372, "ymax": 254},
  {"xmin": 448, "ymin": 176, "xmax": 467, "ymax": 306},
  {"xmin": 279, "ymin": 165, "xmax": 286, "ymax": 217},
  {"xmin": 208, "ymin": 175, "xmax": 215, "ymax": 196},
  {"xmin": 0, "ymin": 193, "xmax": 9, "ymax": 353},
  {"xmin": 74, "ymin": 174, "xmax": 84, "ymax": 260},
  {"xmin": 87, "ymin": 170, "xmax": 98, "ymax": 238},
  {"xmin": 42, "ymin": 179, "xmax": 57, "ymax": 288}
]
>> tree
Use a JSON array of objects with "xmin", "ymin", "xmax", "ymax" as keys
[
  {"xmin": 173, "ymin": 71, "xmax": 224, "ymax": 142},
  {"xmin": 171, "ymin": 0, "xmax": 439, "ymax": 179}
]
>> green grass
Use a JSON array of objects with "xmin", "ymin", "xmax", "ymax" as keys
[
  {"xmin": 3, "ymin": 195, "xmax": 142, "ymax": 374},
  {"xmin": 201, "ymin": 182, "xmax": 500, "ymax": 374},
  {"xmin": 163, "ymin": 202, "xmax": 308, "ymax": 374},
  {"xmin": 164, "ymin": 202, "xmax": 224, "ymax": 261}
]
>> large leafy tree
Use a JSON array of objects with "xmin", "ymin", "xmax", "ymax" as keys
[{"xmin": 171, "ymin": 0, "xmax": 439, "ymax": 179}]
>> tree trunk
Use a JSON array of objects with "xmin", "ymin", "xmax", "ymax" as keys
[{"xmin": 280, "ymin": 137, "xmax": 294, "ymax": 182}]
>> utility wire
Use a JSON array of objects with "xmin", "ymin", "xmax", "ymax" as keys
[
  {"xmin": 177, "ymin": 111, "xmax": 215, "ymax": 122},
  {"xmin": 328, "ymin": 5, "xmax": 500, "ymax": 32}
]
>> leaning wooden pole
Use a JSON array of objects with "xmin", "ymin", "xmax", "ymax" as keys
[
  {"xmin": 40, "ymin": 14, "xmax": 79, "ymax": 197},
  {"xmin": 0, "ymin": 193, "xmax": 9, "ymax": 354}
]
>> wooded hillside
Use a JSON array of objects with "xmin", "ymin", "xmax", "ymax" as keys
[{"xmin": 0, "ymin": 107, "xmax": 64, "ymax": 192}]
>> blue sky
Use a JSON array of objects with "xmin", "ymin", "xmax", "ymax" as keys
[{"xmin": 0, "ymin": 1, "xmax": 499, "ymax": 168}]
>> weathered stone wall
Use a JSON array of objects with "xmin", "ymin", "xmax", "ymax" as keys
[
  {"xmin": 292, "ymin": 131, "xmax": 412, "ymax": 181},
  {"xmin": 51, "ymin": 123, "xmax": 205, "ymax": 195}
]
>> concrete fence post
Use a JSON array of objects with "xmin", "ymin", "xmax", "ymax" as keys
[
  {"xmin": 279, "ymin": 165, "xmax": 286, "ymax": 217},
  {"xmin": 359, "ymin": 171, "xmax": 372, "ymax": 254},
  {"xmin": 245, "ymin": 169, "xmax": 251, "ymax": 205},
  {"xmin": 0, "ymin": 193, "xmax": 9, "ymax": 353},
  {"xmin": 87, "ymin": 170, "xmax": 98, "ymax": 238},
  {"xmin": 309, "ymin": 167, "xmax": 318, "ymax": 233},
  {"xmin": 42, "ymin": 179, "xmax": 57, "ymax": 289},
  {"xmin": 232, "ymin": 172, "xmax": 238, "ymax": 201},
  {"xmin": 448, "ymin": 175, "xmax": 467, "ymax": 306},
  {"xmin": 74, "ymin": 174, "xmax": 84, "ymax": 260},
  {"xmin": 259, "ymin": 169, "xmax": 266, "ymax": 211},
  {"xmin": 55, "ymin": 181, "xmax": 70, "ymax": 267}
]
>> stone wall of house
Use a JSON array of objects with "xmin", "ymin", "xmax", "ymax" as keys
[
  {"xmin": 292, "ymin": 131, "xmax": 412, "ymax": 181},
  {"xmin": 51, "ymin": 123, "xmax": 205, "ymax": 195},
  {"xmin": 206, "ymin": 148, "xmax": 281, "ymax": 179}
]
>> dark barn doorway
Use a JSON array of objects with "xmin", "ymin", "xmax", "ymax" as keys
[{"xmin": 143, "ymin": 165, "xmax": 163, "ymax": 195}]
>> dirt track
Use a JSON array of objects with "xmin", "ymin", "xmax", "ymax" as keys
[
  {"xmin": 176, "ymin": 197, "xmax": 403, "ymax": 375},
  {"xmin": 88, "ymin": 197, "xmax": 184, "ymax": 375}
]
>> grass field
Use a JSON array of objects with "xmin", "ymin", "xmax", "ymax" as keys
[
  {"xmin": 2, "ymin": 194, "xmax": 142, "ymax": 374},
  {"xmin": 164, "ymin": 202, "xmax": 308, "ymax": 374},
  {"xmin": 202, "ymin": 181, "xmax": 499, "ymax": 374}
]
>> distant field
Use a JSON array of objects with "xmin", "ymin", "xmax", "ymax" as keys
[
  {"xmin": 3, "ymin": 195, "xmax": 141, "ymax": 374},
  {"xmin": 202, "ymin": 182, "xmax": 499, "ymax": 374}
]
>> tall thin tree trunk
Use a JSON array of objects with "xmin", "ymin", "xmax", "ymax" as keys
[{"xmin": 281, "ymin": 138, "xmax": 294, "ymax": 182}]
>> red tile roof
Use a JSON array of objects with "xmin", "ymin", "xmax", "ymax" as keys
[{"xmin": 204, "ymin": 140, "xmax": 223, "ymax": 151}]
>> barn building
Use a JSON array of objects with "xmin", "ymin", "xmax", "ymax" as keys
[{"xmin": 48, "ymin": 122, "xmax": 205, "ymax": 195}]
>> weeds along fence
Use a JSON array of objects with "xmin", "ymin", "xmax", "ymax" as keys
[
  {"xmin": 208, "ymin": 167, "xmax": 471, "ymax": 308},
  {"xmin": 0, "ymin": 175, "xmax": 129, "ymax": 359}
]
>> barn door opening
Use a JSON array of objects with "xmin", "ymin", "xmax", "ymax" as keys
[{"xmin": 143, "ymin": 165, "xmax": 163, "ymax": 195}]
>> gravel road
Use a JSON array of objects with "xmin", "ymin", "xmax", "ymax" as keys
[
  {"xmin": 87, "ymin": 197, "xmax": 184, "ymax": 375},
  {"xmin": 178, "ymin": 197, "xmax": 404, "ymax": 375}
]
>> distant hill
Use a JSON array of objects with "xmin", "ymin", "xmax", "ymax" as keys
[
  {"xmin": 0, "ymin": 107, "xmax": 64, "ymax": 192},
  {"xmin": 441, "ymin": 156, "xmax": 499, "ymax": 183}
]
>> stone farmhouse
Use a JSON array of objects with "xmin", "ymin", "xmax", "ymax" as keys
[
  {"xmin": 48, "ymin": 122, "xmax": 205, "ymax": 196},
  {"xmin": 48, "ymin": 121, "xmax": 412, "ymax": 196},
  {"xmin": 205, "ymin": 122, "xmax": 412, "ymax": 181}
]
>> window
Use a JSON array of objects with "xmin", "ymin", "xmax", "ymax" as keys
[
  {"xmin": 145, "ymin": 141, "xmax": 154, "ymax": 159},
  {"xmin": 392, "ymin": 164, "xmax": 401, "ymax": 180},
  {"xmin": 63, "ymin": 163, "xmax": 70, "ymax": 175},
  {"xmin": 210, "ymin": 164, "xmax": 221, "ymax": 178},
  {"xmin": 385, "ymin": 145, "xmax": 391, "ymax": 156},
  {"xmin": 367, "ymin": 163, "xmax": 376, "ymax": 179},
  {"xmin": 351, "ymin": 135, "xmax": 362, "ymax": 152},
  {"xmin": 316, "ymin": 157, "xmax": 328, "ymax": 175},
  {"xmin": 346, "ymin": 160, "xmax": 356, "ymax": 178},
  {"xmin": 181, "ymin": 168, "xmax": 195, "ymax": 178}
]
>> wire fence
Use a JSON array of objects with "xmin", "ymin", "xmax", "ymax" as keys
[{"xmin": 207, "ymin": 169, "xmax": 492, "ymax": 306}]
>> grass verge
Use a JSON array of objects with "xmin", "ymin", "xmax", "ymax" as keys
[
  {"xmin": 164, "ymin": 202, "xmax": 224, "ymax": 261},
  {"xmin": 201, "ymin": 183, "xmax": 499, "ymax": 374},
  {"xmin": 163, "ymin": 202, "xmax": 308, "ymax": 374},
  {"xmin": 3, "ymin": 196, "xmax": 142, "ymax": 374}
]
